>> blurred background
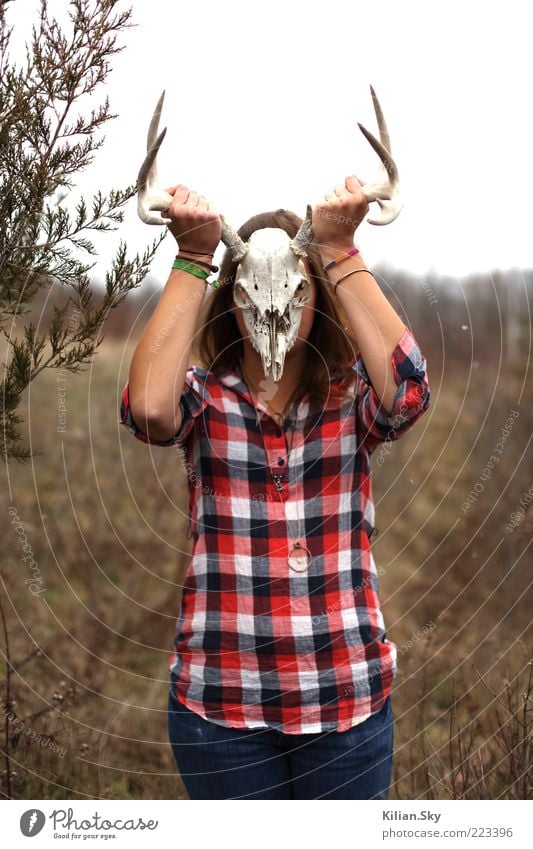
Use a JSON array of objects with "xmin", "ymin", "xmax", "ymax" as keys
[{"xmin": 1, "ymin": 0, "xmax": 532, "ymax": 800}]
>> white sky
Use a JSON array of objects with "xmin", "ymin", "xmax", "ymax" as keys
[{"xmin": 13, "ymin": 0, "xmax": 533, "ymax": 281}]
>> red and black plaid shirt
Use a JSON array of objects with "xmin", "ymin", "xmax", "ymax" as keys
[{"xmin": 119, "ymin": 324, "xmax": 430, "ymax": 733}]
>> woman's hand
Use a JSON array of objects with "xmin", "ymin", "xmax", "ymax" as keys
[
  {"xmin": 311, "ymin": 175, "xmax": 369, "ymax": 253},
  {"xmin": 162, "ymin": 185, "xmax": 222, "ymax": 254}
]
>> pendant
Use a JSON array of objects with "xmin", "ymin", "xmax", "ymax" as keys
[
  {"xmin": 272, "ymin": 474, "xmax": 284, "ymax": 492},
  {"xmin": 288, "ymin": 541, "xmax": 312, "ymax": 573}
]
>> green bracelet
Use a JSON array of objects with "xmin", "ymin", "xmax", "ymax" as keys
[
  {"xmin": 171, "ymin": 257, "xmax": 224, "ymax": 289},
  {"xmin": 172, "ymin": 257, "xmax": 209, "ymax": 279}
]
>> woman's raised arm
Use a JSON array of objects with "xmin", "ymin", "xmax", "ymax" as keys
[{"xmin": 127, "ymin": 185, "xmax": 221, "ymax": 442}]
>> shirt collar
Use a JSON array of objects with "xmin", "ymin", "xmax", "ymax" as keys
[
  {"xmin": 215, "ymin": 361, "xmax": 308, "ymax": 420},
  {"xmin": 214, "ymin": 360, "xmax": 345, "ymax": 421}
]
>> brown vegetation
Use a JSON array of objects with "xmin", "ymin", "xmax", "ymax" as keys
[{"xmin": 1, "ymin": 265, "xmax": 532, "ymax": 799}]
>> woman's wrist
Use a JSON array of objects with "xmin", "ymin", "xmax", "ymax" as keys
[
  {"xmin": 319, "ymin": 246, "xmax": 373, "ymax": 298},
  {"xmin": 320, "ymin": 245, "xmax": 366, "ymax": 273},
  {"xmin": 325, "ymin": 252, "xmax": 368, "ymax": 282},
  {"xmin": 318, "ymin": 242, "xmax": 357, "ymax": 266}
]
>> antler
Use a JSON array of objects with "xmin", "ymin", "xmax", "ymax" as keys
[
  {"xmin": 136, "ymin": 85, "xmax": 401, "ymax": 260},
  {"xmin": 137, "ymin": 91, "xmax": 173, "ymax": 225},
  {"xmin": 356, "ymin": 84, "xmax": 402, "ymax": 225},
  {"xmin": 288, "ymin": 85, "xmax": 402, "ymax": 254},
  {"xmin": 137, "ymin": 91, "xmax": 248, "ymax": 260}
]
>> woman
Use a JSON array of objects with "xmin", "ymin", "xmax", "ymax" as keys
[{"xmin": 119, "ymin": 177, "xmax": 430, "ymax": 799}]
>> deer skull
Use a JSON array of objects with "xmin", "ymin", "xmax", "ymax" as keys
[
  {"xmin": 136, "ymin": 86, "xmax": 402, "ymax": 380},
  {"xmin": 232, "ymin": 225, "xmax": 313, "ymax": 382}
]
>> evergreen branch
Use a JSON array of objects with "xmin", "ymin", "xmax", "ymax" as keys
[{"xmin": 0, "ymin": 0, "xmax": 162, "ymax": 462}]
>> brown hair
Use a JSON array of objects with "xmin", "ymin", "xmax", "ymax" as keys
[{"xmin": 194, "ymin": 209, "xmax": 360, "ymax": 414}]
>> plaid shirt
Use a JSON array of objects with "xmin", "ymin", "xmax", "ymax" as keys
[{"xmin": 119, "ymin": 324, "xmax": 430, "ymax": 733}]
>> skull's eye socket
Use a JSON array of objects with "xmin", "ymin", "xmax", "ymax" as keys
[
  {"xmin": 233, "ymin": 283, "xmax": 252, "ymax": 308},
  {"xmin": 293, "ymin": 277, "xmax": 309, "ymax": 301}
]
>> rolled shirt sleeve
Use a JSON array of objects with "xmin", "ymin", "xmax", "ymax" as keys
[
  {"xmin": 352, "ymin": 325, "xmax": 430, "ymax": 455},
  {"xmin": 119, "ymin": 366, "xmax": 208, "ymax": 448}
]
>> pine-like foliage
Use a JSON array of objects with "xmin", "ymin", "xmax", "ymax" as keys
[{"xmin": 0, "ymin": 0, "xmax": 165, "ymax": 461}]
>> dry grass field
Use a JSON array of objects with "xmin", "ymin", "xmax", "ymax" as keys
[{"xmin": 1, "ymin": 286, "xmax": 532, "ymax": 799}]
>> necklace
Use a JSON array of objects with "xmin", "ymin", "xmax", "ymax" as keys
[
  {"xmin": 246, "ymin": 380, "xmax": 289, "ymax": 427},
  {"xmin": 241, "ymin": 361, "xmax": 313, "ymax": 573},
  {"xmin": 264, "ymin": 401, "xmax": 286, "ymax": 426}
]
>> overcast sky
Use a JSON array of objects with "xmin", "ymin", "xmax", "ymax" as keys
[{"xmin": 15, "ymin": 0, "xmax": 533, "ymax": 282}]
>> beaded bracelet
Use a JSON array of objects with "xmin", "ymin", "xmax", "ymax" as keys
[{"xmin": 323, "ymin": 247, "xmax": 360, "ymax": 271}]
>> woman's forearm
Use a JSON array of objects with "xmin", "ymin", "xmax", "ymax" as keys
[
  {"xmin": 126, "ymin": 184, "xmax": 222, "ymax": 440},
  {"xmin": 319, "ymin": 245, "xmax": 406, "ymax": 414},
  {"xmin": 128, "ymin": 265, "xmax": 208, "ymax": 441}
]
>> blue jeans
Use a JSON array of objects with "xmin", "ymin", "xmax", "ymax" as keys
[{"xmin": 167, "ymin": 673, "xmax": 394, "ymax": 800}]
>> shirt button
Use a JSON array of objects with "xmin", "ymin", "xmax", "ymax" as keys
[{"xmin": 277, "ymin": 457, "xmax": 285, "ymax": 465}]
